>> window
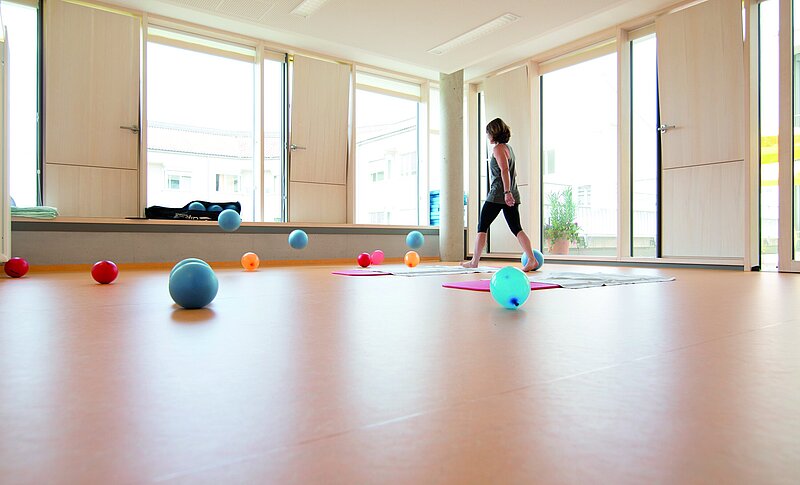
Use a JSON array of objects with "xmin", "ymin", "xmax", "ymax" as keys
[
  {"xmin": 355, "ymin": 72, "xmax": 420, "ymax": 225},
  {"xmin": 544, "ymin": 149, "xmax": 556, "ymax": 175},
  {"xmin": 576, "ymin": 185, "xmax": 592, "ymax": 206},
  {"xmin": 263, "ymin": 54, "xmax": 286, "ymax": 222},
  {"xmin": 631, "ymin": 33, "xmax": 658, "ymax": 257},
  {"xmin": 542, "ymin": 51, "xmax": 618, "ymax": 256},
  {"xmin": 146, "ymin": 27, "xmax": 256, "ymax": 220},
  {"xmin": 4, "ymin": 1, "xmax": 39, "ymax": 207},
  {"xmin": 166, "ymin": 172, "xmax": 191, "ymax": 191},
  {"xmin": 215, "ymin": 174, "xmax": 241, "ymax": 193}
]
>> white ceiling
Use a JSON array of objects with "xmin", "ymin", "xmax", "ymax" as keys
[{"xmin": 112, "ymin": 0, "xmax": 677, "ymax": 80}]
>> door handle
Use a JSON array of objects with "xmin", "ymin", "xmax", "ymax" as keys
[
  {"xmin": 289, "ymin": 144, "xmax": 306, "ymax": 151},
  {"xmin": 120, "ymin": 125, "xmax": 140, "ymax": 134},
  {"xmin": 658, "ymin": 124, "xmax": 675, "ymax": 134}
]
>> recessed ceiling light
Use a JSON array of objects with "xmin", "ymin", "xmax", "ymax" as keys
[
  {"xmin": 428, "ymin": 13, "xmax": 521, "ymax": 55},
  {"xmin": 291, "ymin": 0, "xmax": 330, "ymax": 18}
]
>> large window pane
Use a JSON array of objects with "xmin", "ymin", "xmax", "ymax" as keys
[
  {"xmin": 263, "ymin": 57, "xmax": 285, "ymax": 222},
  {"xmin": 428, "ymin": 87, "xmax": 440, "ymax": 225},
  {"xmin": 4, "ymin": 1, "xmax": 38, "ymax": 207},
  {"xmin": 355, "ymin": 89, "xmax": 419, "ymax": 225},
  {"xmin": 542, "ymin": 53, "xmax": 618, "ymax": 256},
  {"xmin": 146, "ymin": 40, "xmax": 256, "ymax": 220},
  {"xmin": 761, "ymin": 0, "xmax": 779, "ymax": 270},
  {"xmin": 631, "ymin": 34, "xmax": 658, "ymax": 257}
]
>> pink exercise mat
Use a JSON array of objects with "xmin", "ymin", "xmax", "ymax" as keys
[{"xmin": 442, "ymin": 280, "xmax": 561, "ymax": 292}]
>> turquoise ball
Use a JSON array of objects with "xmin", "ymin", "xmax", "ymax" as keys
[{"xmin": 490, "ymin": 266, "xmax": 531, "ymax": 310}]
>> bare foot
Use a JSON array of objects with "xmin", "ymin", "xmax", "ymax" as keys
[{"xmin": 461, "ymin": 260, "xmax": 479, "ymax": 268}]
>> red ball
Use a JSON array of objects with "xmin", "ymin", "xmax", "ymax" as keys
[
  {"xmin": 357, "ymin": 252, "xmax": 372, "ymax": 268},
  {"xmin": 91, "ymin": 260, "xmax": 119, "ymax": 284},
  {"xmin": 4, "ymin": 257, "xmax": 29, "ymax": 278}
]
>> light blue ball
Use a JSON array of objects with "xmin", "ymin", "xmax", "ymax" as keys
[
  {"xmin": 288, "ymin": 229, "xmax": 308, "ymax": 249},
  {"xmin": 188, "ymin": 201, "xmax": 206, "ymax": 211},
  {"xmin": 490, "ymin": 266, "xmax": 531, "ymax": 310},
  {"xmin": 406, "ymin": 230, "xmax": 424, "ymax": 249},
  {"xmin": 208, "ymin": 205, "xmax": 223, "ymax": 212},
  {"xmin": 169, "ymin": 262, "xmax": 218, "ymax": 309},
  {"xmin": 10, "ymin": 196, "xmax": 16, "ymax": 207},
  {"xmin": 522, "ymin": 249, "xmax": 545, "ymax": 271},
  {"xmin": 170, "ymin": 258, "xmax": 211, "ymax": 279},
  {"xmin": 218, "ymin": 209, "xmax": 241, "ymax": 232}
]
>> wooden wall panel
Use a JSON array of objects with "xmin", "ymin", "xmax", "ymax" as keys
[
  {"xmin": 656, "ymin": 0, "xmax": 745, "ymax": 170},
  {"xmin": 662, "ymin": 162, "xmax": 744, "ymax": 258},
  {"xmin": 45, "ymin": 164, "xmax": 138, "ymax": 218},
  {"xmin": 290, "ymin": 55, "xmax": 350, "ymax": 186},
  {"xmin": 45, "ymin": 0, "xmax": 140, "ymax": 170},
  {"xmin": 289, "ymin": 182, "xmax": 346, "ymax": 223},
  {"xmin": 483, "ymin": 65, "xmax": 531, "ymax": 186}
]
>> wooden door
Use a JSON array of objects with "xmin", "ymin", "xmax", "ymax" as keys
[
  {"xmin": 44, "ymin": 0, "xmax": 140, "ymax": 217},
  {"xmin": 657, "ymin": 0, "xmax": 745, "ymax": 259},
  {"xmin": 482, "ymin": 65, "xmax": 531, "ymax": 254},
  {"xmin": 288, "ymin": 55, "xmax": 350, "ymax": 223}
]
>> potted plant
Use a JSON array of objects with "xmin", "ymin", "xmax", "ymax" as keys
[{"xmin": 544, "ymin": 187, "xmax": 581, "ymax": 254}]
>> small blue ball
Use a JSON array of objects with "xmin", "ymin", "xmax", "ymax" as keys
[
  {"xmin": 406, "ymin": 231, "xmax": 424, "ymax": 249},
  {"xmin": 170, "ymin": 258, "xmax": 211, "ymax": 279},
  {"xmin": 188, "ymin": 201, "xmax": 206, "ymax": 211},
  {"xmin": 490, "ymin": 266, "xmax": 531, "ymax": 310},
  {"xmin": 218, "ymin": 209, "xmax": 241, "ymax": 232},
  {"xmin": 522, "ymin": 249, "xmax": 545, "ymax": 271},
  {"xmin": 224, "ymin": 204, "xmax": 238, "ymax": 211},
  {"xmin": 533, "ymin": 249, "xmax": 544, "ymax": 269},
  {"xmin": 10, "ymin": 196, "xmax": 16, "ymax": 207},
  {"xmin": 288, "ymin": 229, "xmax": 308, "ymax": 249},
  {"xmin": 208, "ymin": 205, "xmax": 223, "ymax": 212},
  {"xmin": 169, "ymin": 262, "xmax": 218, "ymax": 309}
]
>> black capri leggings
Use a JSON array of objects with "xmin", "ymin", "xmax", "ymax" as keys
[{"xmin": 477, "ymin": 201, "xmax": 523, "ymax": 235}]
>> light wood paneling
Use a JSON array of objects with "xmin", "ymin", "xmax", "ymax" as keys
[
  {"xmin": 656, "ymin": 0, "xmax": 745, "ymax": 169},
  {"xmin": 482, "ymin": 65, "xmax": 531, "ymax": 186},
  {"xmin": 45, "ymin": 164, "xmax": 138, "ymax": 218},
  {"xmin": 289, "ymin": 181, "xmax": 346, "ymax": 223},
  {"xmin": 290, "ymin": 55, "xmax": 350, "ymax": 185},
  {"xmin": 1, "ymin": 34, "xmax": 8, "ymax": 262},
  {"xmin": 662, "ymin": 161, "xmax": 744, "ymax": 258},
  {"xmin": 45, "ymin": 0, "xmax": 140, "ymax": 170}
]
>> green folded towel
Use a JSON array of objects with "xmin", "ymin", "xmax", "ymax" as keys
[{"xmin": 11, "ymin": 206, "xmax": 59, "ymax": 219}]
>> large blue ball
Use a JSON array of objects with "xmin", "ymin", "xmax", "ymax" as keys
[
  {"xmin": 188, "ymin": 201, "xmax": 206, "ymax": 211},
  {"xmin": 490, "ymin": 266, "xmax": 531, "ymax": 310},
  {"xmin": 406, "ymin": 231, "xmax": 424, "ymax": 249},
  {"xmin": 288, "ymin": 229, "xmax": 308, "ymax": 249},
  {"xmin": 218, "ymin": 209, "xmax": 241, "ymax": 232},
  {"xmin": 170, "ymin": 258, "xmax": 211, "ymax": 279},
  {"xmin": 169, "ymin": 262, "xmax": 218, "ymax": 309},
  {"xmin": 522, "ymin": 249, "xmax": 545, "ymax": 271}
]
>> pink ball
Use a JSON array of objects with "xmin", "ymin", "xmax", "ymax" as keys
[
  {"xmin": 357, "ymin": 253, "xmax": 372, "ymax": 268},
  {"xmin": 370, "ymin": 250, "xmax": 385, "ymax": 265},
  {"xmin": 91, "ymin": 260, "xmax": 119, "ymax": 284}
]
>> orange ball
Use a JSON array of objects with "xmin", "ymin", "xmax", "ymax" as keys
[
  {"xmin": 404, "ymin": 250, "xmax": 420, "ymax": 268},
  {"xmin": 241, "ymin": 252, "xmax": 260, "ymax": 271}
]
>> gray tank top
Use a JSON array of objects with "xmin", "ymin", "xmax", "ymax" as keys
[{"xmin": 486, "ymin": 144, "xmax": 520, "ymax": 204}]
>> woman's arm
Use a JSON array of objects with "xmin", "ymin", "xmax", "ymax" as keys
[{"xmin": 494, "ymin": 144, "xmax": 515, "ymax": 206}]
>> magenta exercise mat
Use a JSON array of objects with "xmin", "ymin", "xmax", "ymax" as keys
[
  {"xmin": 442, "ymin": 280, "xmax": 561, "ymax": 292},
  {"xmin": 331, "ymin": 269, "xmax": 390, "ymax": 276}
]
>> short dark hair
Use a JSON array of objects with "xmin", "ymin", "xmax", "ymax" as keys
[{"xmin": 486, "ymin": 118, "xmax": 511, "ymax": 144}]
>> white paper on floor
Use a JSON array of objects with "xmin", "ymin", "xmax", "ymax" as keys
[
  {"xmin": 389, "ymin": 265, "xmax": 499, "ymax": 276},
  {"xmin": 530, "ymin": 272, "xmax": 675, "ymax": 289}
]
